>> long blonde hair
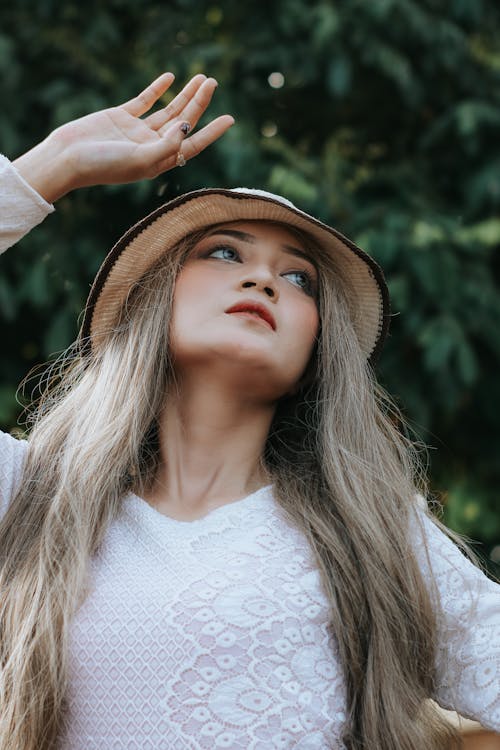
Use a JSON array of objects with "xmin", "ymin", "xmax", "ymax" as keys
[{"xmin": 0, "ymin": 223, "xmax": 465, "ymax": 748}]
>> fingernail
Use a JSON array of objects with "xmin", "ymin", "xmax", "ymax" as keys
[{"xmin": 180, "ymin": 122, "xmax": 191, "ymax": 135}]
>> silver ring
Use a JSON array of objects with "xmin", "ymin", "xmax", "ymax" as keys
[{"xmin": 176, "ymin": 151, "xmax": 186, "ymax": 168}]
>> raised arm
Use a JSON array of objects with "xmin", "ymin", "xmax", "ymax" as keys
[{"xmin": 12, "ymin": 72, "xmax": 234, "ymax": 204}]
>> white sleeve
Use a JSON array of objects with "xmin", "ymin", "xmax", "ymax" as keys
[
  {"xmin": 411, "ymin": 508, "xmax": 500, "ymax": 732},
  {"xmin": 0, "ymin": 430, "xmax": 28, "ymax": 520},
  {"xmin": 0, "ymin": 154, "xmax": 54, "ymax": 254}
]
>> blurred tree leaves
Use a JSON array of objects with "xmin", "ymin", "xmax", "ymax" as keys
[{"xmin": 1, "ymin": 0, "xmax": 499, "ymax": 574}]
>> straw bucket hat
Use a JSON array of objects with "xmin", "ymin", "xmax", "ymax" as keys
[{"xmin": 79, "ymin": 187, "xmax": 390, "ymax": 364}]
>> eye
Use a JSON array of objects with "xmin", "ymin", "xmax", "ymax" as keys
[
  {"xmin": 206, "ymin": 244, "xmax": 240, "ymax": 262},
  {"xmin": 283, "ymin": 270, "xmax": 316, "ymax": 296}
]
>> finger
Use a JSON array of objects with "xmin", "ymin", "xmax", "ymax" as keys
[
  {"xmin": 121, "ymin": 72, "xmax": 175, "ymax": 117},
  {"xmin": 138, "ymin": 119, "xmax": 191, "ymax": 169},
  {"xmin": 154, "ymin": 115, "xmax": 235, "ymax": 174},
  {"xmin": 158, "ymin": 78, "xmax": 219, "ymax": 136},
  {"xmin": 180, "ymin": 115, "xmax": 235, "ymax": 160},
  {"xmin": 144, "ymin": 74, "xmax": 207, "ymax": 130}
]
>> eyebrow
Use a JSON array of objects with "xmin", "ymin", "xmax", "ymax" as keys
[{"xmin": 206, "ymin": 228, "xmax": 317, "ymax": 269}]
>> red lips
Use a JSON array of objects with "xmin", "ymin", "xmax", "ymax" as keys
[{"xmin": 225, "ymin": 300, "xmax": 276, "ymax": 330}]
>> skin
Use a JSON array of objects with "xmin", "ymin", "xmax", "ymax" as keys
[{"xmin": 142, "ymin": 222, "xmax": 320, "ymax": 520}]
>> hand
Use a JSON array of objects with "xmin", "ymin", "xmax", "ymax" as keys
[{"xmin": 13, "ymin": 73, "xmax": 234, "ymax": 202}]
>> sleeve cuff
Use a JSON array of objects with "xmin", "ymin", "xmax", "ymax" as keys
[{"xmin": 0, "ymin": 153, "xmax": 55, "ymax": 214}]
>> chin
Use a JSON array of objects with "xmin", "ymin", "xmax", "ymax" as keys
[
  {"xmin": 171, "ymin": 334, "xmax": 307, "ymax": 397},
  {"xmin": 219, "ymin": 352, "xmax": 303, "ymax": 401}
]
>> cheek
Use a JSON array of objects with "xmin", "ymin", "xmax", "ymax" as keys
[
  {"xmin": 296, "ymin": 303, "xmax": 320, "ymax": 353},
  {"xmin": 171, "ymin": 265, "xmax": 222, "ymax": 332},
  {"xmin": 169, "ymin": 271, "xmax": 203, "ymax": 345},
  {"xmin": 281, "ymin": 300, "xmax": 319, "ymax": 385},
  {"xmin": 173, "ymin": 266, "xmax": 208, "ymax": 309}
]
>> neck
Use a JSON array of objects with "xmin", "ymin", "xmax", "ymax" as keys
[{"xmin": 143, "ymin": 374, "xmax": 275, "ymax": 515}]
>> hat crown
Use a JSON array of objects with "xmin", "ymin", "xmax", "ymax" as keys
[{"xmin": 230, "ymin": 187, "xmax": 296, "ymax": 210}]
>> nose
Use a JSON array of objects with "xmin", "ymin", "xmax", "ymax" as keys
[{"xmin": 239, "ymin": 266, "xmax": 279, "ymax": 300}]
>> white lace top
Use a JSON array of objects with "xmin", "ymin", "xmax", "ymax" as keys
[{"xmin": 1, "ymin": 154, "xmax": 499, "ymax": 748}]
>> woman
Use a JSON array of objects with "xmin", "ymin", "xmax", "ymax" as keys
[{"xmin": 0, "ymin": 72, "xmax": 499, "ymax": 750}]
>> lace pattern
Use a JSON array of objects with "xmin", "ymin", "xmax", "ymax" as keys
[
  {"xmin": 59, "ymin": 491, "xmax": 347, "ymax": 748},
  {"xmin": 0, "ymin": 436, "xmax": 499, "ymax": 748}
]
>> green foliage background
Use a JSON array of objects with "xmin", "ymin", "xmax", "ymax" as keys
[{"xmin": 1, "ymin": 0, "xmax": 499, "ymax": 575}]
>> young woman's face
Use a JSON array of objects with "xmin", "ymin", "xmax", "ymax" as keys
[{"xmin": 169, "ymin": 221, "xmax": 320, "ymax": 400}]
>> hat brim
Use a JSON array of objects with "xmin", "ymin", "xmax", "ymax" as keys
[{"xmin": 79, "ymin": 188, "xmax": 390, "ymax": 364}]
